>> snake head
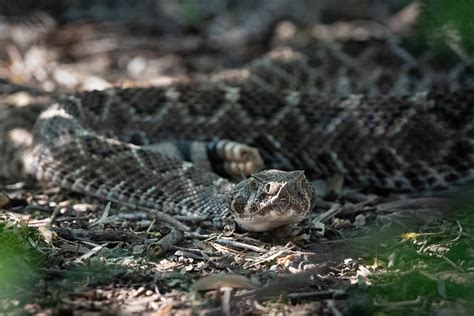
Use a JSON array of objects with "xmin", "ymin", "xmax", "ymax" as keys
[{"xmin": 229, "ymin": 169, "xmax": 316, "ymax": 232}]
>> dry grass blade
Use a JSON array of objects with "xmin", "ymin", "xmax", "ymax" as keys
[
  {"xmin": 88, "ymin": 202, "xmax": 111, "ymax": 228},
  {"xmin": 75, "ymin": 243, "xmax": 108, "ymax": 263}
]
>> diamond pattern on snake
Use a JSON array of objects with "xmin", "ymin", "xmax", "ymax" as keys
[{"xmin": 2, "ymin": 41, "xmax": 473, "ymax": 232}]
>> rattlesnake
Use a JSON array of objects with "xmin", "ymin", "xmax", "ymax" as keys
[{"xmin": 1, "ymin": 40, "xmax": 474, "ymax": 232}]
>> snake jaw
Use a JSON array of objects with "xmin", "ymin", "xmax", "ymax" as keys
[{"xmin": 229, "ymin": 169, "xmax": 316, "ymax": 232}]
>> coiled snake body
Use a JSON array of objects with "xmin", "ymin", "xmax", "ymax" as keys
[{"xmin": 2, "ymin": 43, "xmax": 474, "ymax": 231}]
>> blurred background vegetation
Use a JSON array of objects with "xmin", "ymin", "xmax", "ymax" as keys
[{"xmin": 417, "ymin": 0, "xmax": 474, "ymax": 57}]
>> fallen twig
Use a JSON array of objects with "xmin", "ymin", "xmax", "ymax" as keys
[
  {"xmin": 286, "ymin": 289, "xmax": 346, "ymax": 299},
  {"xmin": 75, "ymin": 243, "xmax": 108, "ymax": 263},
  {"xmin": 147, "ymin": 228, "xmax": 184, "ymax": 256},
  {"xmin": 374, "ymin": 296, "xmax": 422, "ymax": 308},
  {"xmin": 214, "ymin": 237, "xmax": 267, "ymax": 253}
]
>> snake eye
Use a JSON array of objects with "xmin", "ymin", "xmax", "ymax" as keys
[
  {"xmin": 264, "ymin": 183, "xmax": 271, "ymax": 193},
  {"xmin": 249, "ymin": 178, "xmax": 259, "ymax": 190}
]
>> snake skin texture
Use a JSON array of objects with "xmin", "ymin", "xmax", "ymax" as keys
[
  {"xmin": 32, "ymin": 85, "xmax": 474, "ymax": 191},
  {"xmin": 2, "ymin": 40, "xmax": 474, "ymax": 231}
]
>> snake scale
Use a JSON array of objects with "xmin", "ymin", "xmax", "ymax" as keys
[{"xmin": 1, "ymin": 40, "xmax": 474, "ymax": 231}]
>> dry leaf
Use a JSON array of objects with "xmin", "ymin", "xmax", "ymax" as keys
[
  {"xmin": 277, "ymin": 255, "xmax": 294, "ymax": 266},
  {"xmin": 38, "ymin": 225, "xmax": 57, "ymax": 245},
  {"xmin": 369, "ymin": 257, "xmax": 384, "ymax": 270},
  {"xmin": 401, "ymin": 232, "xmax": 418, "ymax": 241}
]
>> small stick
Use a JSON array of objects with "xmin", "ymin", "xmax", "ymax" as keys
[
  {"xmin": 315, "ymin": 203, "xmax": 343, "ymax": 223},
  {"xmin": 148, "ymin": 208, "xmax": 190, "ymax": 231},
  {"xmin": 75, "ymin": 243, "xmax": 108, "ymax": 263},
  {"xmin": 214, "ymin": 237, "xmax": 267, "ymax": 253},
  {"xmin": 286, "ymin": 289, "xmax": 346, "ymax": 299},
  {"xmin": 374, "ymin": 296, "xmax": 422, "ymax": 307},
  {"xmin": 327, "ymin": 299, "xmax": 343, "ymax": 316},
  {"xmin": 244, "ymin": 248, "xmax": 289, "ymax": 269},
  {"xmin": 148, "ymin": 228, "xmax": 184, "ymax": 256}
]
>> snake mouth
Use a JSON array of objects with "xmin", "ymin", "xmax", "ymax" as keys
[
  {"xmin": 235, "ymin": 189, "xmax": 315, "ymax": 232},
  {"xmin": 235, "ymin": 207, "xmax": 308, "ymax": 232}
]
